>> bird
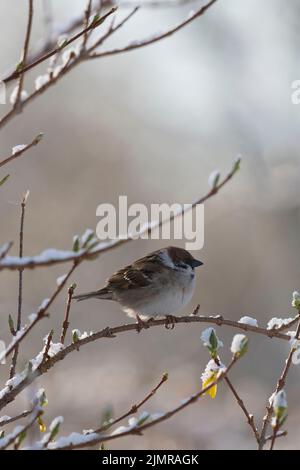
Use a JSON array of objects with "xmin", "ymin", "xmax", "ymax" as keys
[{"xmin": 73, "ymin": 246, "xmax": 203, "ymax": 330}]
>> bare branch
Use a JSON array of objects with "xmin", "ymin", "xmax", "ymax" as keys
[
  {"xmin": 224, "ymin": 377, "xmax": 260, "ymax": 444},
  {"xmin": 0, "ymin": 407, "xmax": 42, "ymax": 450},
  {"xmin": 48, "ymin": 355, "xmax": 239, "ymax": 449},
  {"xmin": 4, "ymin": 1, "xmax": 202, "ymax": 75},
  {"xmin": 0, "ymin": 11, "xmax": 117, "ymax": 130},
  {"xmin": 265, "ymin": 429, "xmax": 287, "ymax": 443},
  {"xmin": 9, "ymin": 191, "xmax": 30, "ymax": 379},
  {"xmin": 270, "ymin": 420, "xmax": 280, "ymax": 450},
  {"xmin": 88, "ymin": 7, "xmax": 139, "ymax": 54},
  {"xmin": 0, "ymin": 241, "xmax": 13, "ymax": 261},
  {"xmin": 0, "ymin": 133, "xmax": 43, "ymax": 169},
  {"xmin": 0, "ymin": 1, "xmax": 217, "ymax": 131},
  {"xmin": 95, "ymin": 372, "xmax": 168, "ymax": 433},
  {"xmin": 258, "ymin": 312, "xmax": 300, "ymax": 449},
  {"xmin": 0, "ymin": 262, "xmax": 78, "ymax": 364},
  {"xmin": 90, "ymin": 0, "xmax": 218, "ymax": 59},
  {"xmin": 24, "ymin": 2, "xmax": 103, "ymax": 65},
  {"xmin": 41, "ymin": 329, "xmax": 54, "ymax": 364},
  {"xmin": 60, "ymin": 284, "xmax": 76, "ymax": 344},
  {"xmin": 13, "ymin": 0, "xmax": 34, "ymax": 110},
  {"xmin": 2, "ymin": 8, "xmax": 117, "ymax": 85},
  {"xmin": 0, "ymin": 161, "xmax": 239, "ymax": 271},
  {"xmin": 0, "ymin": 311, "xmax": 291, "ymax": 413},
  {"xmin": 0, "ymin": 408, "xmax": 33, "ymax": 427},
  {"xmin": 82, "ymin": 0, "xmax": 93, "ymax": 49}
]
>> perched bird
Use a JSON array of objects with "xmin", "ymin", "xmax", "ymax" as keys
[{"xmin": 74, "ymin": 246, "xmax": 203, "ymax": 329}]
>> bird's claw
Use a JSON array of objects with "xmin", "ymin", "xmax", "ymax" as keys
[{"xmin": 165, "ymin": 315, "xmax": 178, "ymax": 330}]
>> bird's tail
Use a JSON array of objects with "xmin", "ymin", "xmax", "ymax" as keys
[{"xmin": 73, "ymin": 287, "xmax": 113, "ymax": 302}]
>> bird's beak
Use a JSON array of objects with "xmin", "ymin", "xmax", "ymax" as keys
[{"xmin": 191, "ymin": 259, "xmax": 203, "ymax": 268}]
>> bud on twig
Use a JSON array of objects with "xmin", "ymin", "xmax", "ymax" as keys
[
  {"xmin": 201, "ymin": 327, "xmax": 223, "ymax": 359},
  {"xmin": 292, "ymin": 291, "xmax": 300, "ymax": 310},
  {"xmin": 230, "ymin": 334, "xmax": 248, "ymax": 358}
]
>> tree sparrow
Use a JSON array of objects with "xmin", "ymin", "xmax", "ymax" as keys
[{"xmin": 74, "ymin": 246, "xmax": 203, "ymax": 328}]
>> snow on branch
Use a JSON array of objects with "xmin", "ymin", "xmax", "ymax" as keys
[
  {"xmin": 0, "ymin": 159, "xmax": 239, "ymax": 271},
  {"xmin": 0, "ymin": 133, "xmax": 43, "ymax": 169}
]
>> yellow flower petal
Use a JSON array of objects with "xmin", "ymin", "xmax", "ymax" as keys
[
  {"xmin": 207, "ymin": 383, "xmax": 217, "ymax": 399},
  {"xmin": 38, "ymin": 416, "xmax": 46, "ymax": 433},
  {"xmin": 202, "ymin": 373, "xmax": 218, "ymax": 399}
]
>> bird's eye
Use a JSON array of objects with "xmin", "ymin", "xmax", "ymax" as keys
[{"xmin": 176, "ymin": 262, "xmax": 189, "ymax": 270}]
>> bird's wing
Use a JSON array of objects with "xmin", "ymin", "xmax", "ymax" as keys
[{"xmin": 107, "ymin": 258, "xmax": 159, "ymax": 291}]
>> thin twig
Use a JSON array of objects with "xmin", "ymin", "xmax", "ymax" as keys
[
  {"xmin": 0, "ymin": 1, "xmax": 217, "ymax": 131},
  {"xmin": 0, "ymin": 161, "xmax": 239, "ymax": 270},
  {"xmin": 82, "ymin": 0, "xmax": 93, "ymax": 49},
  {"xmin": 13, "ymin": 0, "xmax": 34, "ymax": 110},
  {"xmin": 224, "ymin": 377, "xmax": 260, "ymax": 444},
  {"xmin": 0, "ymin": 241, "xmax": 13, "ymax": 261},
  {"xmin": 41, "ymin": 329, "xmax": 54, "ymax": 363},
  {"xmin": 270, "ymin": 419, "xmax": 280, "ymax": 451},
  {"xmin": 258, "ymin": 313, "xmax": 300, "ymax": 449},
  {"xmin": 21, "ymin": 1, "xmax": 104, "ymax": 66},
  {"xmin": 265, "ymin": 430, "xmax": 287, "ymax": 442},
  {"xmin": 214, "ymin": 354, "xmax": 260, "ymax": 444},
  {"xmin": 9, "ymin": 191, "xmax": 29, "ymax": 379},
  {"xmin": 95, "ymin": 372, "xmax": 168, "ymax": 433},
  {"xmin": 0, "ymin": 408, "xmax": 33, "ymax": 426},
  {"xmin": 90, "ymin": 0, "xmax": 218, "ymax": 59},
  {"xmin": 0, "ymin": 10, "xmax": 116, "ymax": 131},
  {"xmin": 60, "ymin": 284, "xmax": 76, "ymax": 344},
  {"xmin": 6, "ymin": 0, "xmax": 196, "ymax": 75},
  {"xmin": 0, "ymin": 262, "xmax": 78, "ymax": 364},
  {"xmin": 88, "ymin": 7, "xmax": 139, "ymax": 53},
  {"xmin": 2, "ymin": 8, "xmax": 117, "ymax": 84},
  {"xmin": 49, "ymin": 356, "xmax": 239, "ymax": 450},
  {"xmin": 0, "ymin": 407, "xmax": 42, "ymax": 450},
  {"xmin": 0, "ymin": 133, "xmax": 43, "ymax": 169}
]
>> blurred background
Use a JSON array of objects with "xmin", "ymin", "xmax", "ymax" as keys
[{"xmin": 0, "ymin": 0, "xmax": 300, "ymax": 449}]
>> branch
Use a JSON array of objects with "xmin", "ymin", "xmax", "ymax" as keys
[
  {"xmin": 0, "ymin": 408, "xmax": 33, "ymax": 427},
  {"xmin": 41, "ymin": 329, "xmax": 54, "ymax": 364},
  {"xmin": 48, "ymin": 355, "xmax": 239, "ymax": 449},
  {"xmin": 224, "ymin": 377, "xmax": 260, "ymax": 444},
  {"xmin": 60, "ymin": 284, "xmax": 76, "ymax": 344},
  {"xmin": 265, "ymin": 430, "xmax": 287, "ymax": 443},
  {"xmin": 0, "ymin": 241, "xmax": 13, "ymax": 261},
  {"xmin": 4, "ymin": 1, "xmax": 105, "ymax": 73},
  {"xmin": 0, "ymin": 160, "xmax": 239, "ymax": 271},
  {"xmin": 13, "ymin": 0, "xmax": 34, "ymax": 110},
  {"xmin": 0, "ymin": 1, "xmax": 217, "ymax": 130},
  {"xmin": 4, "ymin": 1, "xmax": 202, "ymax": 74},
  {"xmin": 0, "ymin": 9, "xmax": 116, "ymax": 130},
  {"xmin": 0, "ymin": 311, "xmax": 291, "ymax": 412},
  {"xmin": 82, "ymin": 0, "xmax": 93, "ymax": 49},
  {"xmin": 0, "ymin": 133, "xmax": 43, "ymax": 169},
  {"xmin": 0, "ymin": 407, "xmax": 42, "ymax": 450},
  {"xmin": 269, "ymin": 420, "xmax": 280, "ymax": 451},
  {"xmin": 87, "ymin": 8, "xmax": 139, "ymax": 54},
  {"xmin": 89, "ymin": 0, "xmax": 218, "ymax": 59},
  {"xmin": 258, "ymin": 312, "xmax": 300, "ymax": 449},
  {"xmin": 212, "ymin": 355, "xmax": 259, "ymax": 444},
  {"xmin": 2, "ymin": 8, "xmax": 117, "ymax": 84},
  {"xmin": 9, "ymin": 191, "xmax": 29, "ymax": 379},
  {"xmin": 94, "ymin": 372, "xmax": 168, "ymax": 433},
  {"xmin": 0, "ymin": 262, "xmax": 78, "ymax": 364}
]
